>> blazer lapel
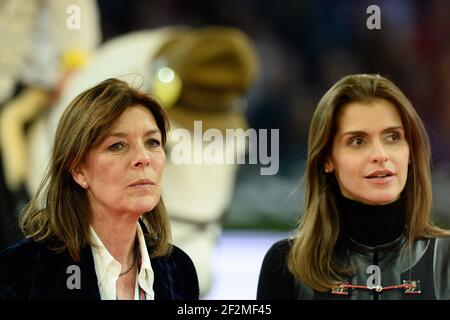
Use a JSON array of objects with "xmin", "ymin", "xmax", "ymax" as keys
[{"xmin": 30, "ymin": 244, "xmax": 101, "ymax": 300}]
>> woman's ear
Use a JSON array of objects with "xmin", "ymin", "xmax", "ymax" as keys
[
  {"xmin": 71, "ymin": 166, "xmax": 88, "ymax": 188},
  {"xmin": 324, "ymin": 159, "xmax": 335, "ymax": 173}
]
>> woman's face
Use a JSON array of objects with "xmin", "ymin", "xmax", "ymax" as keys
[
  {"xmin": 326, "ymin": 98, "xmax": 410, "ymax": 205},
  {"xmin": 74, "ymin": 105, "xmax": 165, "ymax": 217}
]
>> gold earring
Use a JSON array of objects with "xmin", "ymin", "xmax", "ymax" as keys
[{"xmin": 325, "ymin": 168, "xmax": 329, "ymax": 173}]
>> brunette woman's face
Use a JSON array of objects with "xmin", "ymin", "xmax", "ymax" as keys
[
  {"xmin": 326, "ymin": 98, "xmax": 410, "ymax": 205},
  {"xmin": 73, "ymin": 105, "xmax": 165, "ymax": 217}
]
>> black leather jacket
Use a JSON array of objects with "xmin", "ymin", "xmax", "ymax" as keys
[{"xmin": 257, "ymin": 236, "xmax": 450, "ymax": 300}]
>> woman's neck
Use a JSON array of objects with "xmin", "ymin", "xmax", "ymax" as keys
[
  {"xmin": 337, "ymin": 193, "xmax": 406, "ymax": 247},
  {"xmin": 91, "ymin": 212, "xmax": 138, "ymax": 267}
]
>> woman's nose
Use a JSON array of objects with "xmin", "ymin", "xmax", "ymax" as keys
[
  {"xmin": 370, "ymin": 140, "xmax": 389, "ymax": 163},
  {"xmin": 132, "ymin": 145, "xmax": 151, "ymax": 168}
]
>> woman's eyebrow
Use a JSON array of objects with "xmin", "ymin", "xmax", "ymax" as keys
[
  {"xmin": 341, "ymin": 126, "xmax": 404, "ymax": 137},
  {"xmin": 108, "ymin": 128, "xmax": 161, "ymax": 138},
  {"xmin": 143, "ymin": 129, "xmax": 161, "ymax": 136}
]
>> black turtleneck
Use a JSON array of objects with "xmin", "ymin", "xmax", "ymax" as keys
[{"xmin": 337, "ymin": 193, "xmax": 406, "ymax": 247}]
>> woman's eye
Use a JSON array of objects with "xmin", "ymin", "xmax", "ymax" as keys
[
  {"xmin": 386, "ymin": 132, "xmax": 400, "ymax": 143},
  {"xmin": 108, "ymin": 142, "xmax": 125, "ymax": 151},
  {"xmin": 146, "ymin": 138, "xmax": 161, "ymax": 148},
  {"xmin": 349, "ymin": 137, "xmax": 365, "ymax": 147}
]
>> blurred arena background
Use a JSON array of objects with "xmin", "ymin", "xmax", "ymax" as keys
[{"xmin": 1, "ymin": 0, "xmax": 449, "ymax": 299}]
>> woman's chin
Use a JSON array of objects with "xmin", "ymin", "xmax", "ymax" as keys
[
  {"xmin": 126, "ymin": 194, "xmax": 160, "ymax": 213},
  {"xmin": 129, "ymin": 201, "xmax": 158, "ymax": 215}
]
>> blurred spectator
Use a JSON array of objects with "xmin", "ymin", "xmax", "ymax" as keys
[{"xmin": 0, "ymin": 0, "xmax": 101, "ymax": 249}]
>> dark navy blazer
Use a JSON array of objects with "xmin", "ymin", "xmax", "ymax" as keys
[{"xmin": 0, "ymin": 237, "xmax": 199, "ymax": 300}]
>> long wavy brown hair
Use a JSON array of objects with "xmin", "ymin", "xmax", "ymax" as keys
[
  {"xmin": 19, "ymin": 78, "xmax": 171, "ymax": 261},
  {"xmin": 287, "ymin": 74, "xmax": 450, "ymax": 292}
]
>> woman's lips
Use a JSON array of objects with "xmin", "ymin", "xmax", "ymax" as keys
[
  {"xmin": 128, "ymin": 179, "xmax": 155, "ymax": 188},
  {"xmin": 129, "ymin": 183, "xmax": 153, "ymax": 188},
  {"xmin": 365, "ymin": 175, "xmax": 395, "ymax": 185}
]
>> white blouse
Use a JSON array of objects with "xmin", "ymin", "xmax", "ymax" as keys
[{"xmin": 90, "ymin": 223, "xmax": 155, "ymax": 300}]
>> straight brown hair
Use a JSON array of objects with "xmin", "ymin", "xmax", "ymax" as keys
[
  {"xmin": 288, "ymin": 74, "xmax": 450, "ymax": 292},
  {"xmin": 19, "ymin": 78, "xmax": 171, "ymax": 261}
]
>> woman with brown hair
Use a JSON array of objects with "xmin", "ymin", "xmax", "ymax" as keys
[
  {"xmin": 257, "ymin": 74, "xmax": 450, "ymax": 300},
  {"xmin": 0, "ymin": 78, "xmax": 198, "ymax": 300}
]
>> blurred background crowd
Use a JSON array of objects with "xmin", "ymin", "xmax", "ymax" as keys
[{"xmin": 1, "ymin": 0, "xmax": 449, "ymax": 298}]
